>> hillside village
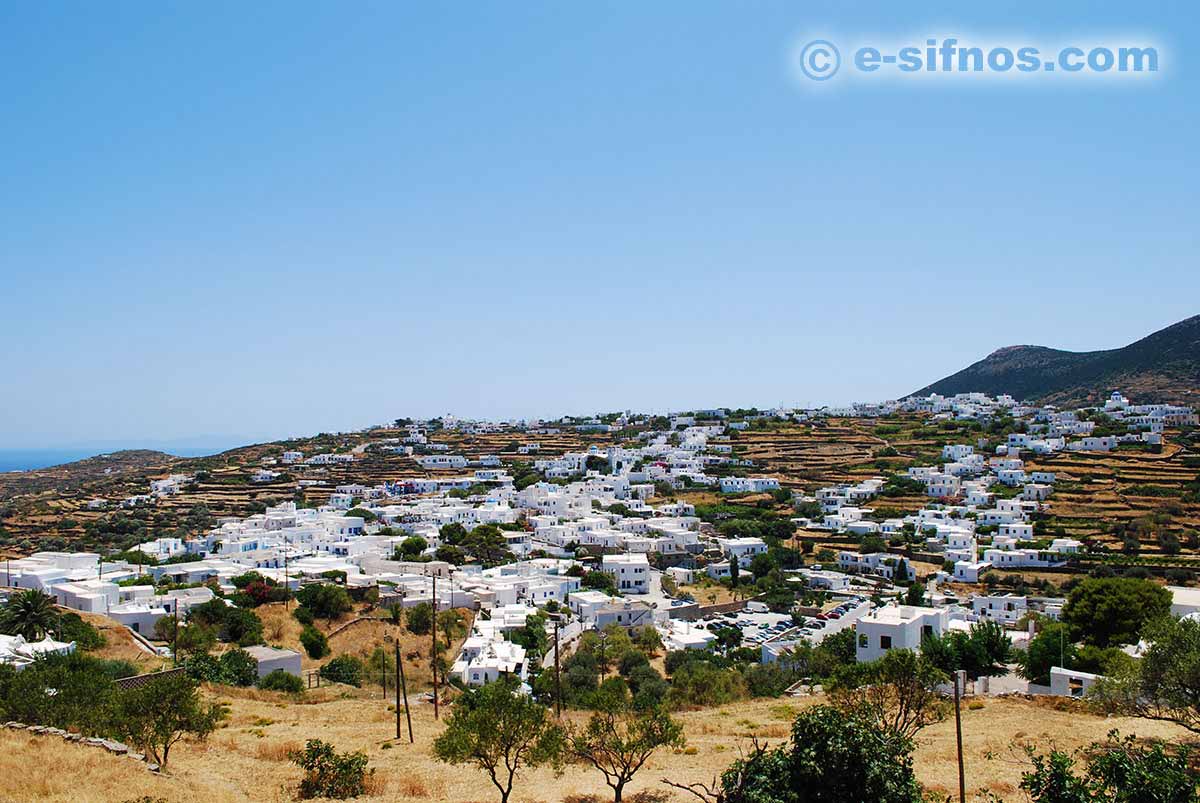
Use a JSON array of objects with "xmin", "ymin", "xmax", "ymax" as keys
[
  {"xmin": 2, "ymin": 389, "xmax": 1199, "ymax": 801},
  {"xmin": 3, "ymin": 391, "xmax": 1197, "ymax": 681}
]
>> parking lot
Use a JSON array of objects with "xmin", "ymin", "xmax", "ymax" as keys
[{"xmin": 688, "ymin": 596, "xmax": 873, "ymax": 648}]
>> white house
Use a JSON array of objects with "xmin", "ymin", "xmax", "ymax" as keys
[
  {"xmin": 243, "ymin": 645, "xmax": 303, "ymax": 678},
  {"xmin": 719, "ymin": 477, "xmax": 781, "ymax": 494},
  {"xmin": 1050, "ymin": 666, "xmax": 1101, "ymax": 698},
  {"xmin": 715, "ymin": 536, "xmax": 768, "ymax": 566},
  {"xmin": 601, "ymin": 554, "xmax": 650, "ymax": 594},
  {"xmin": 971, "ymin": 594, "xmax": 1027, "ymax": 626},
  {"xmin": 855, "ymin": 605, "xmax": 949, "ymax": 662}
]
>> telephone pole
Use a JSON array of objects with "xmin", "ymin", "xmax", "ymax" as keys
[
  {"xmin": 283, "ymin": 535, "xmax": 290, "ymax": 610},
  {"xmin": 552, "ymin": 614, "xmax": 563, "ymax": 718},
  {"xmin": 396, "ymin": 640, "xmax": 412, "ymax": 743},
  {"xmin": 953, "ymin": 669, "xmax": 966, "ymax": 803},
  {"xmin": 431, "ymin": 574, "xmax": 439, "ymax": 720}
]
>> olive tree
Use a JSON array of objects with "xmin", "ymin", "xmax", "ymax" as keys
[
  {"xmin": 1090, "ymin": 615, "xmax": 1200, "ymax": 733},
  {"xmin": 570, "ymin": 698, "xmax": 684, "ymax": 803},
  {"xmin": 433, "ymin": 677, "xmax": 564, "ymax": 803},
  {"xmin": 110, "ymin": 671, "xmax": 222, "ymax": 767}
]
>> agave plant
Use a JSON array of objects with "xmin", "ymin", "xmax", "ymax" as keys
[{"xmin": 0, "ymin": 588, "xmax": 60, "ymax": 640}]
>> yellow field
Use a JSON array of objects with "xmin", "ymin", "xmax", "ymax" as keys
[{"xmin": 0, "ymin": 690, "xmax": 1189, "ymax": 803}]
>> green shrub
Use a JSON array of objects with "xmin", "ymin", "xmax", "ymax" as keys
[
  {"xmin": 404, "ymin": 602, "xmax": 433, "ymax": 635},
  {"xmin": 289, "ymin": 739, "xmax": 372, "ymax": 799},
  {"xmin": 258, "ymin": 669, "xmax": 305, "ymax": 694},
  {"xmin": 319, "ymin": 655, "xmax": 364, "ymax": 687},
  {"xmin": 293, "ymin": 606, "xmax": 315, "ymax": 626},
  {"xmin": 300, "ymin": 625, "xmax": 329, "ymax": 659},
  {"xmin": 296, "ymin": 584, "xmax": 352, "ymax": 621},
  {"xmin": 57, "ymin": 612, "xmax": 106, "ymax": 650},
  {"xmin": 218, "ymin": 648, "xmax": 258, "ymax": 687}
]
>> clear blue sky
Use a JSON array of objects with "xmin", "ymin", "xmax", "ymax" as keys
[{"xmin": 2, "ymin": 2, "xmax": 1197, "ymax": 450}]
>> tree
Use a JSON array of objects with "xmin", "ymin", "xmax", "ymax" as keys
[
  {"xmin": 397, "ymin": 535, "xmax": 428, "ymax": 560},
  {"xmin": 1019, "ymin": 621, "xmax": 1077, "ymax": 686},
  {"xmin": 289, "ymin": 739, "xmax": 372, "ymax": 800},
  {"xmin": 748, "ymin": 553, "xmax": 775, "ymax": 581},
  {"xmin": 176, "ymin": 621, "xmax": 217, "ymax": 657},
  {"xmin": 921, "ymin": 621, "xmax": 1012, "ymax": 680},
  {"xmin": 1090, "ymin": 615, "xmax": 1200, "ymax": 733},
  {"xmin": 712, "ymin": 625, "xmax": 742, "ymax": 655},
  {"xmin": 319, "ymin": 655, "xmax": 364, "ymax": 687},
  {"xmin": 405, "ymin": 602, "xmax": 433, "ymax": 635},
  {"xmin": 440, "ymin": 522, "xmax": 468, "ymax": 545},
  {"xmin": 1010, "ymin": 731, "xmax": 1197, "ymax": 803},
  {"xmin": 435, "ymin": 545, "xmax": 466, "ymax": 564},
  {"xmin": 860, "ymin": 536, "xmax": 887, "ymax": 555},
  {"xmin": 0, "ymin": 589, "xmax": 59, "ymax": 640},
  {"xmin": 728, "ymin": 553, "xmax": 740, "ymax": 587},
  {"xmin": 300, "ymin": 625, "xmax": 330, "ymax": 659},
  {"xmin": 462, "ymin": 524, "xmax": 516, "ymax": 568},
  {"xmin": 583, "ymin": 570, "xmax": 618, "ymax": 595},
  {"xmin": 433, "ymin": 677, "xmax": 565, "ymax": 803},
  {"xmin": 110, "ymin": 671, "xmax": 221, "ymax": 767},
  {"xmin": 569, "ymin": 700, "xmax": 684, "ymax": 803},
  {"xmin": 343, "ymin": 507, "xmax": 377, "ymax": 523},
  {"xmin": 218, "ymin": 648, "xmax": 258, "ymax": 686},
  {"xmin": 709, "ymin": 705, "xmax": 923, "ymax": 803},
  {"xmin": 437, "ymin": 609, "xmax": 467, "ymax": 649},
  {"xmin": 1062, "ymin": 577, "xmax": 1171, "ymax": 648},
  {"xmin": 634, "ymin": 626, "xmax": 663, "ymax": 656},
  {"xmin": 58, "ymin": 612, "xmax": 104, "ymax": 650},
  {"xmin": 221, "ymin": 607, "xmax": 264, "ymax": 646},
  {"xmin": 830, "ymin": 649, "xmax": 948, "ymax": 739},
  {"xmin": 903, "ymin": 583, "xmax": 924, "ymax": 607},
  {"xmin": 296, "ymin": 583, "xmax": 353, "ymax": 621}
]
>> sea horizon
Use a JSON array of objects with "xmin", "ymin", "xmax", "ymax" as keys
[{"xmin": 0, "ymin": 445, "xmax": 234, "ymax": 473}]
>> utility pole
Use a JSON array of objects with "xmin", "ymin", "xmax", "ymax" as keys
[
  {"xmin": 953, "ymin": 669, "xmax": 966, "ymax": 803},
  {"xmin": 284, "ymin": 535, "xmax": 290, "ymax": 610},
  {"xmin": 431, "ymin": 574, "xmax": 439, "ymax": 720},
  {"xmin": 553, "ymin": 614, "xmax": 563, "ymax": 718},
  {"xmin": 172, "ymin": 604, "xmax": 179, "ymax": 667},
  {"xmin": 396, "ymin": 640, "xmax": 413, "ymax": 742}
]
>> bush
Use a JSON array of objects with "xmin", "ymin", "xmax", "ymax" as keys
[
  {"xmin": 293, "ymin": 606, "xmax": 315, "ymax": 626},
  {"xmin": 718, "ymin": 705, "xmax": 922, "ymax": 803},
  {"xmin": 222, "ymin": 607, "xmax": 264, "ymax": 647},
  {"xmin": 300, "ymin": 626, "xmax": 329, "ymax": 659},
  {"xmin": 296, "ymin": 584, "xmax": 353, "ymax": 621},
  {"xmin": 290, "ymin": 739, "xmax": 372, "ymax": 799},
  {"xmin": 405, "ymin": 602, "xmax": 433, "ymax": 636},
  {"xmin": 218, "ymin": 648, "xmax": 259, "ymax": 687},
  {"xmin": 667, "ymin": 660, "xmax": 746, "ymax": 708},
  {"xmin": 185, "ymin": 649, "xmax": 257, "ymax": 686},
  {"xmin": 319, "ymin": 655, "xmax": 364, "ymax": 687},
  {"xmin": 259, "ymin": 669, "xmax": 305, "ymax": 694},
  {"xmin": 58, "ymin": 612, "xmax": 106, "ymax": 650}
]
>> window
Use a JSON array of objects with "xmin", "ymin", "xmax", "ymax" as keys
[
  {"xmin": 858, "ymin": 633, "xmax": 867, "ymax": 648},
  {"xmin": 880, "ymin": 635, "xmax": 892, "ymax": 649}
]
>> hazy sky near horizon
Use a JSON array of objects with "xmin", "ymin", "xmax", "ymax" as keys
[{"xmin": 2, "ymin": 2, "xmax": 1198, "ymax": 449}]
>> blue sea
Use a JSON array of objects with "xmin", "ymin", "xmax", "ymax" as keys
[{"xmin": 0, "ymin": 446, "xmax": 226, "ymax": 473}]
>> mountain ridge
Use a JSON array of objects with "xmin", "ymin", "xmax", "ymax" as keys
[{"xmin": 911, "ymin": 314, "xmax": 1200, "ymax": 406}]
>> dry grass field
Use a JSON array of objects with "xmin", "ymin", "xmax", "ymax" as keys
[{"xmin": 0, "ymin": 690, "xmax": 1190, "ymax": 803}]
